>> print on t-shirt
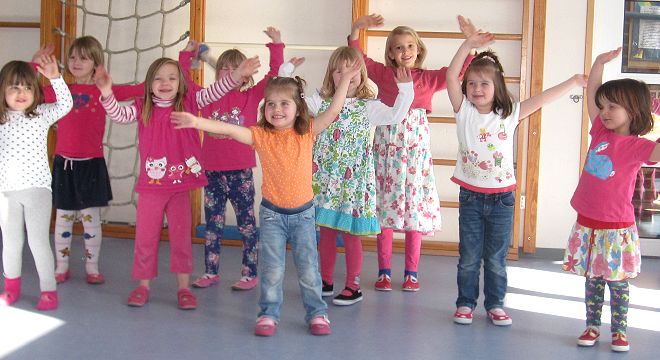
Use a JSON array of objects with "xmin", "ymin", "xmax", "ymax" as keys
[{"xmin": 584, "ymin": 141, "xmax": 615, "ymax": 180}]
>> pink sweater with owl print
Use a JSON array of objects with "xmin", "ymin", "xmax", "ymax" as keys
[{"xmin": 100, "ymin": 74, "xmax": 238, "ymax": 193}]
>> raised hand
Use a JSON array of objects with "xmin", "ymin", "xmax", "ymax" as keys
[
  {"xmin": 458, "ymin": 15, "xmax": 478, "ymax": 38},
  {"xmin": 93, "ymin": 65, "xmax": 113, "ymax": 96},
  {"xmin": 288, "ymin": 57, "xmax": 306, "ymax": 70},
  {"xmin": 36, "ymin": 55, "xmax": 60, "ymax": 79},
  {"xmin": 183, "ymin": 39, "xmax": 200, "ymax": 53},
  {"xmin": 340, "ymin": 60, "xmax": 362, "ymax": 82},
  {"xmin": 395, "ymin": 66, "xmax": 412, "ymax": 83},
  {"xmin": 232, "ymin": 56, "xmax": 261, "ymax": 83},
  {"xmin": 264, "ymin": 26, "xmax": 282, "ymax": 44},
  {"xmin": 32, "ymin": 43, "xmax": 55, "ymax": 64},
  {"xmin": 171, "ymin": 111, "xmax": 198, "ymax": 129},
  {"xmin": 466, "ymin": 31, "xmax": 495, "ymax": 49},
  {"xmin": 595, "ymin": 47, "xmax": 622, "ymax": 65},
  {"xmin": 353, "ymin": 14, "xmax": 384, "ymax": 31}
]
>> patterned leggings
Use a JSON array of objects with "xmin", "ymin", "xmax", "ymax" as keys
[
  {"xmin": 204, "ymin": 169, "xmax": 258, "ymax": 278},
  {"xmin": 585, "ymin": 277, "xmax": 629, "ymax": 334}
]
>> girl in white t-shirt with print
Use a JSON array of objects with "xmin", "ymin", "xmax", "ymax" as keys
[{"xmin": 446, "ymin": 32, "xmax": 586, "ymax": 326}]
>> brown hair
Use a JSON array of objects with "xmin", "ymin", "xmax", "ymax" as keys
[
  {"xmin": 258, "ymin": 76, "xmax": 310, "ymax": 135},
  {"xmin": 385, "ymin": 26, "xmax": 427, "ymax": 68},
  {"xmin": 320, "ymin": 46, "xmax": 375, "ymax": 99},
  {"xmin": 66, "ymin": 36, "xmax": 105, "ymax": 79},
  {"xmin": 141, "ymin": 58, "xmax": 187, "ymax": 126},
  {"xmin": 0, "ymin": 61, "xmax": 43, "ymax": 124},
  {"xmin": 596, "ymin": 78, "xmax": 654, "ymax": 136},
  {"xmin": 461, "ymin": 50, "xmax": 513, "ymax": 118},
  {"xmin": 215, "ymin": 49, "xmax": 254, "ymax": 91}
]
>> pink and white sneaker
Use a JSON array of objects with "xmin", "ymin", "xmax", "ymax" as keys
[
  {"xmin": 192, "ymin": 274, "xmax": 220, "ymax": 288},
  {"xmin": 231, "ymin": 276, "xmax": 258, "ymax": 291}
]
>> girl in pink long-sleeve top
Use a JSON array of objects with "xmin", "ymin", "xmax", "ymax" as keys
[{"xmin": 95, "ymin": 55, "xmax": 259, "ymax": 310}]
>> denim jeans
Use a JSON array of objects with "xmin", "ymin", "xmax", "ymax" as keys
[
  {"xmin": 257, "ymin": 199, "xmax": 327, "ymax": 323},
  {"xmin": 456, "ymin": 187, "xmax": 514, "ymax": 311}
]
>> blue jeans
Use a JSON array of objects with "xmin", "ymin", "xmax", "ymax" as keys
[
  {"xmin": 257, "ymin": 199, "xmax": 327, "ymax": 323},
  {"xmin": 456, "ymin": 187, "xmax": 514, "ymax": 311}
]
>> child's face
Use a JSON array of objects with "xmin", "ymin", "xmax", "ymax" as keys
[
  {"xmin": 68, "ymin": 50, "xmax": 96, "ymax": 83},
  {"xmin": 465, "ymin": 72, "xmax": 495, "ymax": 114},
  {"xmin": 151, "ymin": 63, "xmax": 180, "ymax": 100},
  {"xmin": 216, "ymin": 65, "xmax": 235, "ymax": 82},
  {"xmin": 387, "ymin": 34, "xmax": 419, "ymax": 69},
  {"xmin": 264, "ymin": 90, "xmax": 297, "ymax": 130},
  {"xmin": 332, "ymin": 62, "xmax": 362, "ymax": 97},
  {"xmin": 598, "ymin": 97, "xmax": 631, "ymax": 135},
  {"xmin": 4, "ymin": 83, "xmax": 35, "ymax": 112}
]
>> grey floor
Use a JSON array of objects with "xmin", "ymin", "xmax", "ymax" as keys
[{"xmin": 1, "ymin": 237, "xmax": 659, "ymax": 360}]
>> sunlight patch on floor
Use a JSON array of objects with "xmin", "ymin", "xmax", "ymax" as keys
[{"xmin": 0, "ymin": 307, "xmax": 65, "ymax": 358}]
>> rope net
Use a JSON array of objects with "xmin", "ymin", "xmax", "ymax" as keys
[{"xmin": 56, "ymin": 0, "xmax": 191, "ymax": 225}]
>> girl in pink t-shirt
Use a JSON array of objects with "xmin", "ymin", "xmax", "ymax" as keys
[
  {"xmin": 95, "ymin": 55, "xmax": 258, "ymax": 310},
  {"xmin": 562, "ymin": 48, "xmax": 660, "ymax": 353}
]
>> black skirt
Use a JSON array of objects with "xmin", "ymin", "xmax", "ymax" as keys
[{"xmin": 52, "ymin": 155, "xmax": 113, "ymax": 210}]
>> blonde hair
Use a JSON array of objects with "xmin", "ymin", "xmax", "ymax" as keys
[
  {"xmin": 141, "ymin": 58, "xmax": 187, "ymax": 126},
  {"xmin": 215, "ymin": 49, "xmax": 253, "ymax": 91},
  {"xmin": 0, "ymin": 61, "xmax": 43, "ymax": 124},
  {"xmin": 258, "ymin": 76, "xmax": 310, "ymax": 135},
  {"xmin": 320, "ymin": 46, "xmax": 375, "ymax": 99},
  {"xmin": 385, "ymin": 26, "xmax": 427, "ymax": 68},
  {"xmin": 66, "ymin": 36, "xmax": 105, "ymax": 78}
]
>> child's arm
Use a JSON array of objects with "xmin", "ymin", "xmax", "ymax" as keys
[
  {"xmin": 587, "ymin": 47, "xmax": 622, "ymax": 121},
  {"xmin": 368, "ymin": 67, "xmax": 415, "ymax": 125},
  {"xmin": 95, "ymin": 65, "xmax": 138, "ymax": 123},
  {"xmin": 519, "ymin": 74, "xmax": 588, "ymax": 120},
  {"xmin": 349, "ymin": 14, "xmax": 384, "ymax": 41},
  {"xmin": 649, "ymin": 144, "xmax": 660, "ymax": 163},
  {"xmin": 35, "ymin": 55, "xmax": 73, "ymax": 124},
  {"xmin": 447, "ymin": 32, "xmax": 494, "ymax": 113},
  {"xmin": 312, "ymin": 61, "xmax": 362, "ymax": 135},
  {"xmin": 195, "ymin": 56, "xmax": 261, "ymax": 108},
  {"xmin": 171, "ymin": 111, "xmax": 253, "ymax": 145},
  {"xmin": 348, "ymin": 14, "xmax": 389, "ymax": 82}
]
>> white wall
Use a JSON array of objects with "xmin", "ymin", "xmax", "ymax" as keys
[{"xmin": 0, "ymin": 1, "xmax": 41, "ymax": 66}]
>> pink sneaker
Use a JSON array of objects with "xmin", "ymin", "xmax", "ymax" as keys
[
  {"xmin": 453, "ymin": 307, "xmax": 473, "ymax": 325},
  {"xmin": 374, "ymin": 274, "xmax": 392, "ymax": 291},
  {"xmin": 36, "ymin": 291, "xmax": 58, "ymax": 311},
  {"xmin": 86, "ymin": 273, "xmax": 105, "ymax": 285},
  {"xmin": 309, "ymin": 315, "xmax": 332, "ymax": 336},
  {"xmin": 192, "ymin": 274, "xmax": 220, "ymax": 288},
  {"xmin": 55, "ymin": 271, "xmax": 70, "ymax": 284},
  {"xmin": 177, "ymin": 288, "xmax": 197, "ymax": 310},
  {"xmin": 402, "ymin": 275, "xmax": 420, "ymax": 292},
  {"xmin": 0, "ymin": 277, "xmax": 21, "ymax": 306},
  {"xmin": 231, "ymin": 276, "xmax": 258, "ymax": 291},
  {"xmin": 127, "ymin": 285, "xmax": 150, "ymax": 307},
  {"xmin": 255, "ymin": 316, "xmax": 277, "ymax": 337},
  {"xmin": 487, "ymin": 308, "xmax": 513, "ymax": 326}
]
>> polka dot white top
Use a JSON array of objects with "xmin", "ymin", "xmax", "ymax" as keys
[{"xmin": 0, "ymin": 77, "xmax": 73, "ymax": 192}]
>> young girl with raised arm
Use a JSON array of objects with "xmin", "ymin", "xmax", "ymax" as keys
[
  {"xmin": 349, "ymin": 15, "xmax": 476, "ymax": 291},
  {"xmin": 171, "ymin": 61, "xmax": 361, "ymax": 336},
  {"xmin": 447, "ymin": 32, "xmax": 587, "ymax": 326},
  {"xmin": 95, "ymin": 55, "xmax": 258, "ymax": 309},
  {"xmin": 309, "ymin": 46, "xmax": 414, "ymax": 305},
  {"xmin": 563, "ymin": 48, "xmax": 660, "ymax": 352},
  {"xmin": 0, "ymin": 56, "xmax": 73, "ymax": 310},
  {"xmin": 34, "ymin": 37, "xmax": 143, "ymax": 285},
  {"xmin": 179, "ymin": 27, "xmax": 285, "ymax": 291}
]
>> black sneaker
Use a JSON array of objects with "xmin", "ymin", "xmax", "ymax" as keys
[
  {"xmin": 332, "ymin": 287, "xmax": 363, "ymax": 306},
  {"xmin": 322, "ymin": 281, "xmax": 334, "ymax": 297}
]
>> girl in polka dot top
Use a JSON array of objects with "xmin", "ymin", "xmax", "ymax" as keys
[
  {"xmin": 0, "ymin": 56, "xmax": 74, "ymax": 311},
  {"xmin": 171, "ymin": 61, "xmax": 360, "ymax": 336}
]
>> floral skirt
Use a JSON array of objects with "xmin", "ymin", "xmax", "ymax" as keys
[{"xmin": 562, "ymin": 222, "xmax": 641, "ymax": 281}]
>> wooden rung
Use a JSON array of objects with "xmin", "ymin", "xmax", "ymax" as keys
[
  {"xmin": 367, "ymin": 30, "xmax": 522, "ymax": 41},
  {"xmin": 505, "ymin": 76, "xmax": 520, "ymax": 83},
  {"xmin": 428, "ymin": 116, "xmax": 455, "ymax": 124},
  {"xmin": 440, "ymin": 200, "xmax": 459, "ymax": 208},
  {"xmin": 0, "ymin": 21, "xmax": 40, "ymax": 29},
  {"xmin": 433, "ymin": 159, "xmax": 457, "ymax": 166}
]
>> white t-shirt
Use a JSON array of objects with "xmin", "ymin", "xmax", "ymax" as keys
[
  {"xmin": 0, "ymin": 77, "xmax": 73, "ymax": 192},
  {"xmin": 451, "ymin": 96, "xmax": 520, "ymax": 193}
]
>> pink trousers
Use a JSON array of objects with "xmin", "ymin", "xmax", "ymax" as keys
[{"xmin": 318, "ymin": 226, "xmax": 362, "ymax": 290}]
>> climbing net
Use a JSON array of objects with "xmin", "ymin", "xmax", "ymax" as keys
[{"xmin": 57, "ymin": 0, "xmax": 191, "ymax": 224}]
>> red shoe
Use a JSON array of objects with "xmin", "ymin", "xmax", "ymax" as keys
[
  {"xmin": 487, "ymin": 309, "xmax": 513, "ymax": 326},
  {"xmin": 231, "ymin": 276, "xmax": 258, "ymax": 291},
  {"xmin": 127, "ymin": 285, "xmax": 150, "ymax": 307},
  {"xmin": 453, "ymin": 307, "xmax": 473, "ymax": 325},
  {"xmin": 402, "ymin": 275, "xmax": 420, "ymax": 292},
  {"xmin": 55, "ymin": 271, "xmax": 70, "ymax": 284},
  {"xmin": 177, "ymin": 288, "xmax": 197, "ymax": 310},
  {"xmin": 192, "ymin": 274, "xmax": 220, "ymax": 288},
  {"xmin": 36, "ymin": 291, "xmax": 58, "ymax": 311},
  {"xmin": 86, "ymin": 273, "xmax": 105, "ymax": 285},
  {"xmin": 255, "ymin": 316, "xmax": 277, "ymax": 337},
  {"xmin": 374, "ymin": 274, "xmax": 392, "ymax": 291},
  {"xmin": 309, "ymin": 315, "xmax": 332, "ymax": 336},
  {"xmin": 577, "ymin": 326, "xmax": 600, "ymax": 346},
  {"xmin": 611, "ymin": 332, "xmax": 629, "ymax": 352},
  {"xmin": 0, "ymin": 277, "xmax": 21, "ymax": 306}
]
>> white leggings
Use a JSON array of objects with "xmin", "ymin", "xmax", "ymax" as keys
[{"xmin": 0, "ymin": 188, "xmax": 55, "ymax": 291}]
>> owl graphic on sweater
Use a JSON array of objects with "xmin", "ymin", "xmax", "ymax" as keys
[{"xmin": 145, "ymin": 156, "xmax": 167, "ymax": 184}]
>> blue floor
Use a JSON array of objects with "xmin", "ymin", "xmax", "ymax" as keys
[{"xmin": 1, "ymin": 238, "xmax": 659, "ymax": 360}]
